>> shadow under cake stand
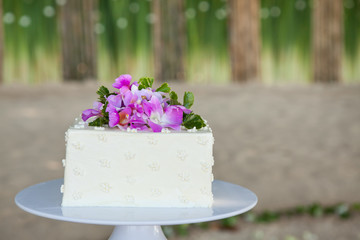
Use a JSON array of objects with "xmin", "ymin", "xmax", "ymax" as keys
[{"xmin": 15, "ymin": 179, "xmax": 257, "ymax": 240}]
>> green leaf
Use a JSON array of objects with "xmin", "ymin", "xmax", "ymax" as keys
[
  {"xmin": 176, "ymin": 224, "xmax": 189, "ymax": 237},
  {"xmin": 183, "ymin": 92, "xmax": 194, "ymax": 109},
  {"xmin": 101, "ymin": 102, "xmax": 109, "ymax": 125},
  {"xmin": 182, "ymin": 113, "xmax": 206, "ymax": 129},
  {"xmin": 96, "ymin": 86, "xmax": 110, "ymax": 103},
  {"xmin": 88, "ymin": 118, "xmax": 103, "ymax": 127},
  {"xmin": 169, "ymin": 91, "xmax": 181, "ymax": 105},
  {"xmin": 156, "ymin": 82, "xmax": 171, "ymax": 93},
  {"xmin": 170, "ymin": 91, "xmax": 178, "ymax": 100},
  {"xmin": 221, "ymin": 216, "xmax": 238, "ymax": 228},
  {"xmin": 308, "ymin": 203, "xmax": 323, "ymax": 217},
  {"xmin": 138, "ymin": 77, "xmax": 154, "ymax": 90}
]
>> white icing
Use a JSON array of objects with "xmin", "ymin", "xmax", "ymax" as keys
[
  {"xmin": 161, "ymin": 128, "xmax": 171, "ymax": 133},
  {"xmin": 73, "ymin": 167, "xmax": 84, "ymax": 176},
  {"xmin": 177, "ymin": 150, "xmax": 188, "ymax": 161},
  {"xmin": 98, "ymin": 159, "xmax": 111, "ymax": 168},
  {"xmin": 187, "ymin": 127, "xmax": 197, "ymax": 132},
  {"xmin": 124, "ymin": 152, "xmax": 136, "ymax": 160},
  {"xmin": 72, "ymin": 192, "xmax": 82, "ymax": 200},
  {"xmin": 100, "ymin": 183, "xmax": 112, "ymax": 193},
  {"xmin": 147, "ymin": 136, "xmax": 158, "ymax": 145},
  {"xmin": 62, "ymin": 122, "xmax": 214, "ymax": 208},
  {"xmin": 148, "ymin": 162, "xmax": 160, "ymax": 171},
  {"xmin": 97, "ymin": 134, "xmax": 107, "ymax": 142}
]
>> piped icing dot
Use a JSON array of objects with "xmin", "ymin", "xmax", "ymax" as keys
[{"xmin": 100, "ymin": 183, "xmax": 112, "ymax": 193}]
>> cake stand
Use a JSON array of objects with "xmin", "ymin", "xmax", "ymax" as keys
[{"xmin": 15, "ymin": 179, "xmax": 257, "ymax": 240}]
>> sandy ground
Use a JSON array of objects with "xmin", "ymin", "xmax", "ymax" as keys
[{"xmin": 0, "ymin": 82, "xmax": 359, "ymax": 239}]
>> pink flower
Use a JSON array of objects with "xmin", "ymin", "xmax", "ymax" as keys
[
  {"xmin": 106, "ymin": 105, "xmax": 132, "ymax": 128},
  {"xmin": 82, "ymin": 102, "xmax": 103, "ymax": 121},
  {"xmin": 106, "ymin": 94, "xmax": 122, "ymax": 109},
  {"xmin": 143, "ymin": 96, "xmax": 185, "ymax": 132},
  {"xmin": 112, "ymin": 74, "xmax": 132, "ymax": 90}
]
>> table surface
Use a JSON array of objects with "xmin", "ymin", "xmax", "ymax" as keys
[{"xmin": 15, "ymin": 179, "xmax": 257, "ymax": 226}]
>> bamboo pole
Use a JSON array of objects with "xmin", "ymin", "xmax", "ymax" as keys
[
  {"xmin": 312, "ymin": 0, "xmax": 343, "ymax": 83},
  {"xmin": 228, "ymin": 0, "xmax": 261, "ymax": 83},
  {"xmin": 153, "ymin": 0, "xmax": 185, "ymax": 82},
  {"xmin": 60, "ymin": 0, "xmax": 98, "ymax": 81},
  {"xmin": 0, "ymin": 0, "xmax": 3, "ymax": 84}
]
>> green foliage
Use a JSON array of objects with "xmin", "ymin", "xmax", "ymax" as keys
[
  {"xmin": 183, "ymin": 92, "xmax": 194, "ymax": 109},
  {"xmin": 176, "ymin": 224, "xmax": 190, "ymax": 237},
  {"xmin": 161, "ymin": 202, "xmax": 360, "ymax": 237},
  {"xmin": 256, "ymin": 210, "xmax": 280, "ymax": 223},
  {"xmin": 96, "ymin": 86, "xmax": 111, "ymax": 103},
  {"xmin": 156, "ymin": 82, "xmax": 171, "ymax": 93},
  {"xmin": 352, "ymin": 203, "xmax": 360, "ymax": 211},
  {"xmin": 162, "ymin": 226, "xmax": 175, "ymax": 238},
  {"xmin": 182, "ymin": 113, "xmax": 206, "ymax": 129},
  {"xmin": 221, "ymin": 216, "xmax": 238, "ymax": 228},
  {"xmin": 194, "ymin": 222, "xmax": 209, "ymax": 229},
  {"xmin": 138, "ymin": 77, "xmax": 154, "ymax": 90},
  {"xmin": 169, "ymin": 91, "xmax": 181, "ymax": 105},
  {"xmin": 88, "ymin": 118, "xmax": 103, "ymax": 127},
  {"xmin": 308, "ymin": 203, "xmax": 323, "ymax": 217},
  {"xmin": 335, "ymin": 204, "xmax": 350, "ymax": 219}
]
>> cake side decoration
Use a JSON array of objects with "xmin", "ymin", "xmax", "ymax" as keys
[{"xmin": 81, "ymin": 74, "xmax": 206, "ymax": 132}]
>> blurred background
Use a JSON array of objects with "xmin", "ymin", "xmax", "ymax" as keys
[{"xmin": 1, "ymin": 0, "xmax": 360, "ymax": 240}]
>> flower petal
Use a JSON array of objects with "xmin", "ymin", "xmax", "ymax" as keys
[
  {"xmin": 163, "ymin": 124, "xmax": 181, "ymax": 131},
  {"xmin": 123, "ymin": 91, "xmax": 138, "ymax": 107},
  {"xmin": 106, "ymin": 105, "xmax": 120, "ymax": 127},
  {"xmin": 93, "ymin": 101, "xmax": 103, "ymax": 111},
  {"xmin": 175, "ymin": 105, "xmax": 192, "ymax": 114},
  {"xmin": 113, "ymin": 74, "xmax": 132, "ymax": 89},
  {"xmin": 107, "ymin": 94, "xmax": 123, "ymax": 108},
  {"xmin": 118, "ymin": 107, "xmax": 132, "ymax": 125},
  {"xmin": 162, "ymin": 106, "xmax": 183, "ymax": 126},
  {"xmin": 148, "ymin": 120, "xmax": 163, "ymax": 132},
  {"xmin": 82, "ymin": 109, "xmax": 102, "ymax": 121},
  {"xmin": 149, "ymin": 96, "xmax": 163, "ymax": 116}
]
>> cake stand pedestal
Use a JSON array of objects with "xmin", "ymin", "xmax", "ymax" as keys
[{"xmin": 15, "ymin": 179, "xmax": 257, "ymax": 240}]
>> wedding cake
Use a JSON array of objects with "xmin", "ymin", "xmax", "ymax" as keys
[{"xmin": 61, "ymin": 75, "xmax": 214, "ymax": 208}]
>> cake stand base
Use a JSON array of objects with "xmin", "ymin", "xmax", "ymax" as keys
[{"xmin": 109, "ymin": 225, "xmax": 166, "ymax": 240}]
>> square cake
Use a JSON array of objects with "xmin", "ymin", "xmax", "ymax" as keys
[
  {"xmin": 61, "ymin": 74, "xmax": 215, "ymax": 208},
  {"xmin": 61, "ymin": 121, "xmax": 214, "ymax": 207}
]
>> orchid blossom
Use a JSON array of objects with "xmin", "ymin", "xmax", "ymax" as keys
[
  {"xmin": 143, "ymin": 96, "xmax": 188, "ymax": 132},
  {"xmin": 82, "ymin": 102, "xmax": 103, "ymax": 122}
]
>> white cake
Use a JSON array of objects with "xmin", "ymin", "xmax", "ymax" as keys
[{"xmin": 61, "ymin": 119, "xmax": 214, "ymax": 208}]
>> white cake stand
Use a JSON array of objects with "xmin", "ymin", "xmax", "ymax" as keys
[{"xmin": 15, "ymin": 179, "xmax": 257, "ymax": 240}]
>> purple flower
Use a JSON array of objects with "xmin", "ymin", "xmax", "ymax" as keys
[
  {"xmin": 174, "ymin": 105, "xmax": 192, "ymax": 115},
  {"xmin": 118, "ymin": 107, "xmax": 132, "ymax": 126},
  {"xmin": 82, "ymin": 102, "xmax": 103, "ymax": 121},
  {"xmin": 106, "ymin": 94, "xmax": 123, "ymax": 109},
  {"xmin": 123, "ymin": 90, "xmax": 138, "ymax": 107},
  {"xmin": 143, "ymin": 96, "xmax": 185, "ymax": 132},
  {"xmin": 130, "ymin": 84, "xmax": 164, "ymax": 103},
  {"xmin": 112, "ymin": 74, "xmax": 132, "ymax": 90},
  {"xmin": 106, "ymin": 105, "xmax": 132, "ymax": 128},
  {"xmin": 106, "ymin": 104, "xmax": 120, "ymax": 128}
]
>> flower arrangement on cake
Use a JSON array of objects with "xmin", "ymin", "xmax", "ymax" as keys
[{"xmin": 82, "ymin": 74, "xmax": 206, "ymax": 132}]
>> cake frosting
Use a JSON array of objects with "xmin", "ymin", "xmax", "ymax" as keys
[{"xmin": 61, "ymin": 119, "xmax": 214, "ymax": 207}]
